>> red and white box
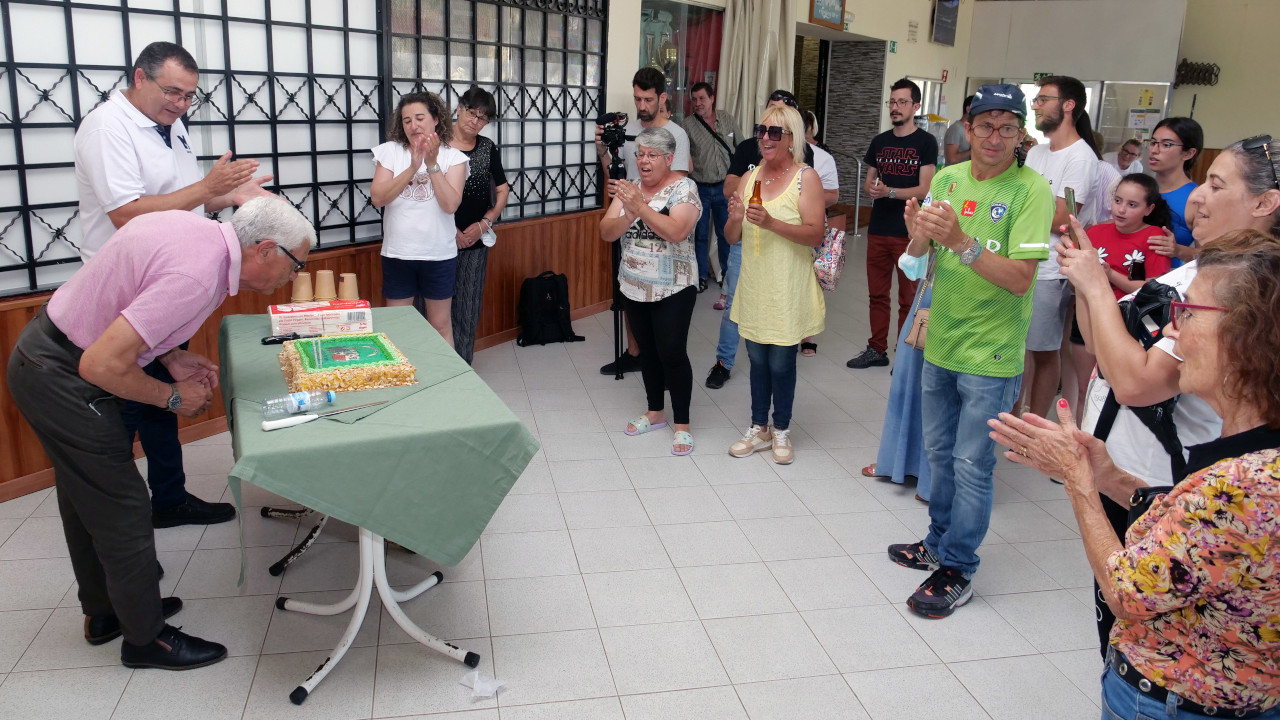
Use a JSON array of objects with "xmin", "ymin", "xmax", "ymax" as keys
[{"xmin": 268, "ymin": 300, "xmax": 373, "ymax": 336}]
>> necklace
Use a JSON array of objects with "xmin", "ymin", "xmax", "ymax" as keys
[{"xmin": 761, "ymin": 163, "xmax": 795, "ymax": 186}]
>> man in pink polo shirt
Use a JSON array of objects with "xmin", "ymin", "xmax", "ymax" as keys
[{"xmin": 7, "ymin": 197, "xmax": 313, "ymax": 670}]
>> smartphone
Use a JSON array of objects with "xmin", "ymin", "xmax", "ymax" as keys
[{"xmin": 1063, "ymin": 187, "xmax": 1079, "ymax": 246}]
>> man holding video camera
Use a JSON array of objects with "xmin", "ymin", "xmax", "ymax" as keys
[{"xmin": 596, "ymin": 68, "xmax": 691, "ymax": 376}]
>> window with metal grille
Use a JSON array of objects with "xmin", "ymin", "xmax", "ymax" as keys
[{"xmin": 386, "ymin": 0, "xmax": 606, "ymax": 220}]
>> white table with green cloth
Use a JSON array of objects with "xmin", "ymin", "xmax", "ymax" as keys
[{"xmin": 218, "ymin": 306, "xmax": 539, "ymax": 705}]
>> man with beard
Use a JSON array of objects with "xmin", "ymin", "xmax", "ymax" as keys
[
  {"xmin": 1020, "ymin": 75, "xmax": 1099, "ymax": 419},
  {"xmin": 597, "ymin": 68, "xmax": 691, "ymax": 375},
  {"xmin": 848, "ymin": 78, "xmax": 938, "ymax": 370},
  {"xmin": 682, "ymin": 81, "xmax": 740, "ymax": 294}
]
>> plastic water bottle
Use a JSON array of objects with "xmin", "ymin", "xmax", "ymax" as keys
[{"xmin": 261, "ymin": 390, "xmax": 336, "ymax": 420}]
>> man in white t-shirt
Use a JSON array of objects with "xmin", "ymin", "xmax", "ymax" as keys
[
  {"xmin": 595, "ymin": 68, "xmax": 691, "ymax": 375},
  {"xmin": 1102, "ymin": 138, "xmax": 1145, "ymax": 177},
  {"xmin": 73, "ymin": 41, "xmax": 272, "ymax": 530},
  {"xmin": 1022, "ymin": 75, "xmax": 1099, "ymax": 418}
]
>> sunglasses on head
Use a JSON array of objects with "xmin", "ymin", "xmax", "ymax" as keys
[
  {"xmin": 1241, "ymin": 134, "xmax": 1279, "ymax": 191},
  {"xmin": 753, "ymin": 124, "xmax": 792, "ymax": 141},
  {"xmin": 768, "ymin": 91, "xmax": 798, "ymax": 109}
]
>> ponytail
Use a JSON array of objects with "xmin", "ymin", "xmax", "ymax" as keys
[{"xmin": 1076, "ymin": 111, "xmax": 1099, "ymax": 159}]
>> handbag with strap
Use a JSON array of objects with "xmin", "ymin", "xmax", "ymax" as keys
[
  {"xmin": 903, "ymin": 252, "xmax": 935, "ymax": 350},
  {"xmin": 812, "ymin": 226, "xmax": 846, "ymax": 292}
]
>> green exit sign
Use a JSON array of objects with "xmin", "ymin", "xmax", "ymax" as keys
[
  {"xmin": 889, "ymin": 41, "xmax": 898, "ymax": 53},
  {"xmin": 1033, "ymin": 72, "xmax": 1052, "ymax": 81}
]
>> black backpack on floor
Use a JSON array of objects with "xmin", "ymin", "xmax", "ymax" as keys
[{"xmin": 516, "ymin": 271, "xmax": 586, "ymax": 346}]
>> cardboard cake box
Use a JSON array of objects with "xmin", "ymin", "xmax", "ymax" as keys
[{"xmin": 268, "ymin": 300, "xmax": 373, "ymax": 336}]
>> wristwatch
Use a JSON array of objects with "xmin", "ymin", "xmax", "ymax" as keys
[
  {"xmin": 426, "ymin": 163, "xmax": 441, "ymax": 174},
  {"xmin": 889, "ymin": 187, "xmax": 897, "ymax": 199},
  {"xmin": 958, "ymin": 237, "xmax": 983, "ymax": 266},
  {"xmin": 165, "ymin": 383, "xmax": 182, "ymax": 413}
]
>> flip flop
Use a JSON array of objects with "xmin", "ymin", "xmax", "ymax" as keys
[
  {"xmin": 800, "ymin": 342, "xmax": 817, "ymax": 357},
  {"xmin": 713, "ymin": 295, "xmax": 727, "ymax": 311},
  {"xmin": 861, "ymin": 464, "xmax": 881, "ymax": 477},
  {"xmin": 625, "ymin": 415, "xmax": 668, "ymax": 436},
  {"xmin": 671, "ymin": 430, "xmax": 695, "ymax": 456}
]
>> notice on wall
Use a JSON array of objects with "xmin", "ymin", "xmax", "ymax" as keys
[{"xmin": 1128, "ymin": 109, "xmax": 1161, "ymax": 130}]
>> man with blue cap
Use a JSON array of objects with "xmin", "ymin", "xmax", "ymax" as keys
[{"xmin": 884, "ymin": 84, "xmax": 1054, "ymax": 618}]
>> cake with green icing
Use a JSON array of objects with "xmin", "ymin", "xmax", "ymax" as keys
[{"xmin": 280, "ymin": 332, "xmax": 416, "ymax": 392}]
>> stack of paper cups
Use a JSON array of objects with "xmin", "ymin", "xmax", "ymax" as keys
[
  {"xmin": 338, "ymin": 273, "xmax": 359, "ymax": 300},
  {"xmin": 291, "ymin": 272, "xmax": 314, "ymax": 302},
  {"xmin": 313, "ymin": 270, "xmax": 337, "ymax": 301}
]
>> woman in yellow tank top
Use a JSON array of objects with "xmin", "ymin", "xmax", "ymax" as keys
[{"xmin": 723, "ymin": 105, "xmax": 827, "ymax": 464}]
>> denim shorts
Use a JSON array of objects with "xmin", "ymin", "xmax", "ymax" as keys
[{"xmin": 382, "ymin": 255, "xmax": 458, "ymax": 301}]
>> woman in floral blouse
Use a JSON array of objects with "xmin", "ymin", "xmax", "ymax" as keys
[{"xmin": 989, "ymin": 230, "xmax": 1280, "ymax": 719}]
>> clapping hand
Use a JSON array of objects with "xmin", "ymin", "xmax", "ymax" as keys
[
  {"xmin": 727, "ymin": 192, "xmax": 747, "ymax": 224},
  {"xmin": 202, "ymin": 151, "xmax": 259, "ymax": 197},
  {"xmin": 612, "ymin": 181, "xmax": 645, "ymax": 217},
  {"xmin": 989, "ymin": 400, "xmax": 1095, "ymax": 493},
  {"xmin": 913, "ymin": 200, "xmax": 966, "ymax": 251}
]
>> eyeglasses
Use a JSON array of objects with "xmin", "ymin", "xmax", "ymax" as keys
[
  {"xmin": 1242, "ymin": 134, "xmax": 1280, "ymax": 190},
  {"xmin": 257, "ymin": 241, "xmax": 306, "ymax": 272},
  {"xmin": 633, "ymin": 151, "xmax": 668, "ymax": 161},
  {"xmin": 971, "ymin": 123, "xmax": 1021, "ymax": 139},
  {"xmin": 886, "ymin": 99, "xmax": 915, "ymax": 108},
  {"xmin": 1031, "ymin": 95, "xmax": 1060, "ymax": 106},
  {"xmin": 753, "ymin": 124, "xmax": 792, "ymax": 141},
  {"xmin": 1119, "ymin": 148, "xmax": 1140, "ymax": 159},
  {"xmin": 147, "ymin": 76, "xmax": 197, "ymax": 105},
  {"xmin": 1148, "ymin": 139, "xmax": 1185, "ymax": 151},
  {"xmin": 1169, "ymin": 300, "xmax": 1227, "ymax": 330},
  {"xmin": 461, "ymin": 106, "xmax": 490, "ymax": 124},
  {"xmin": 768, "ymin": 91, "xmax": 798, "ymax": 109}
]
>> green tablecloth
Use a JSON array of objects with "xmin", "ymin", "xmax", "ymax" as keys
[{"xmin": 218, "ymin": 307, "xmax": 539, "ymax": 566}]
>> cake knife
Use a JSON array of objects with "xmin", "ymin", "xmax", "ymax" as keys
[{"xmin": 261, "ymin": 400, "xmax": 388, "ymax": 431}]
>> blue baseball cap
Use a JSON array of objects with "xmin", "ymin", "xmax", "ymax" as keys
[{"xmin": 969, "ymin": 84, "xmax": 1026, "ymax": 120}]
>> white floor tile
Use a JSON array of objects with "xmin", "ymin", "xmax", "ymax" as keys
[
  {"xmin": 373, "ymin": 640, "xmax": 497, "ymax": 716},
  {"xmin": 970, "ymin": 543, "xmax": 1061, "ymax": 596},
  {"xmin": 737, "ymin": 516, "xmax": 845, "ymax": 561},
  {"xmin": 569, "ymin": 526, "xmax": 671, "ymax": 573},
  {"xmin": 692, "ymin": 454, "xmax": 781, "ymax": 486},
  {"xmin": 534, "ymin": 408, "xmax": 603, "ymax": 435},
  {"xmin": 548, "ymin": 459, "xmax": 633, "ymax": 493},
  {"xmin": 1012, "ymin": 539, "xmax": 1095, "ymax": 589},
  {"xmin": 14, "ymin": 606, "xmax": 120, "ymax": 671},
  {"xmin": 0, "ymin": 515, "xmax": 68, "ymax": 560},
  {"xmin": 623, "ymin": 456, "xmax": 707, "ymax": 489},
  {"xmin": 489, "ymin": 629, "xmax": 615, "ymax": 706},
  {"xmin": 582, "ymin": 568, "xmax": 697, "ymax": 627},
  {"xmin": 197, "ymin": 508, "xmax": 301, "ymax": 550},
  {"xmin": 0, "ymin": 557, "xmax": 76, "ymax": 611},
  {"xmin": 276, "ymin": 541, "xmax": 360, "ymax": 594},
  {"xmin": 713, "ymin": 482, "xmax": 810, "ymax": 520},
  {"xmin": 0, "ymin": 489, "xmax": 51, "ymax": 520},
  {"xmin": 0, "ymin": 665, "xmax": 133, "ymax": 720},
  {"xmin": 482, "ymin": 494, "xmax": 565, "ymax": 535},
  {"xmin": 0, "ymin": 518, "xmax": 20, "ymax": 547},
  {"xmin": 985, "ymin": 589, "xmax": 1097, "ymax": 653},
  {"xmin": 988, "ymin": 502, "xmax": 1078, "ymax": 543},
  {"xmin": 949, "ymin": 654, "xmax": 1098, "ymax": 720},
  {"xmin": 557, "ymin": 490, "xmax": 649, "ymax": 529},
  {"xmin": 765, "ymin": 449, "xmax": 851, "ymax": 481},
  {"xmin": 1044, "ymin": 649, "xmax": 1105, "ymax": 707},
  {"xmin": 387, "ymin": 541, "xmax": 484, "ymax": 585},
  {"xmin": 244, "ymin": 646, "xmax": 376, "ymax": 719},
  {"xmin": 380, "ymin": 579, "xmax": 489, "ymax": 644},
  {"xmin": 599, "ymin": 620, "xmax": 728, "ymax": 694},
  {"xmin": 817, "ymin": 511, "xmax": 915, "ymax": 556},
  {"xmin": 176, "ymin": 595, "xmax": 276, "ymax": 657},
  {"xmin": 894, "ymin": 597, "xmax": 1037, "ymax": 662},
  {"xmin": 767, "ymin": 557, "xmax": 888, "ymax": 610},
  {"xmin": 803, "ymin": 605, "xmax": 939, "ymax": 672},
  {"xmin": 498, "ymin": 697, "xmax": 623, "ymax": 719},
  {"xmin": 539, "ymin": 432, "xmax": 617, "ymax": 462},
  {"xmin": 263, "ymin": 588, "xmax": 382, "ymax": 655},
  {"xmin": 0, "ymin": 608, "xmax": 49, "ymax": 673},
  {"xmin": 113, "ymin": 655, "xmax": 257, "ymax": 720},
  {"xmin": 735, "ymin": 675, "xmax": 872, "ymax": 720},
  {"xmin": 173, "ymin": 546, "xmax": 287, "ymax": 599},
  {"xmin": 635, "ymin": 486, "xmax": 731, "ymax": 525},
  {"xmin": 481, "ymin": 530, "xmax": 580, "ymax": 580},
  {"xmin": 509, "ymin": 461, "xmax": 554, "ymax": 495},
  {"xmin": 851, "ymin": 474, "xmax": 928, "ymax": 510},
  {"xmin": 487, "ymin": 575, "xmax": 595, "ymax": 636},
  {"xmin": 845, "ymin": 664, "xmax": 990, "ymax": 720},
  {"xmin": 786, "ymin": 478, "xmax": 885, "ymax": 515},
  {"xmin": 677, "ymin": 563, "xmax": 793, "ymax": 618},
  {"xmin": 655, "ymin": 522, "xmax": 761, "ymax": 567},
  {"xmin": 702, "ymin": 612, "xmax": 836, "ymax": 683},
  {"xmin": 618, "ymin": 686, "xmax": 748, "ymax": 720},
  {"xmin": 794, "ymin": 422, "xmax": 880, "ymax": 450}
]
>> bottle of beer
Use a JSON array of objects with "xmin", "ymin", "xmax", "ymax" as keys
[
  {"xmin": 748, "ymin": 180, "xmax": 763, "ymax": 206},
  {"xmin": 1128, "ymin": 250, "xmax": 1146, "ymax": 281}
]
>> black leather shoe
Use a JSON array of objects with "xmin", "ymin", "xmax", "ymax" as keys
[
  {"xmin": 152, "ymin": 494, "xmax": 236, "ymax": 529},
  {"xmin": 599, "ymin": 352, "xmax": 643, "ymax": 376},
  {"xmin": 705, "ymin": 361, "xmax": 731, "ymax": 389},
  {"xmin": 121, "ymin": 625, "xmax": 227, "ymax": 670},
  {"xmin": 86, "ymin": 597, "xmax": 184, "ymax": 646}
]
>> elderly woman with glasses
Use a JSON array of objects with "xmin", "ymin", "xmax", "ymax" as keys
[
  {"xmin": 725, "ymin": 104, "xmax": 825, "ymax": 465},
  {"xmin": 448, "ymin": 86, "xmax": 510, "ymax": 364},
  {"xmin": 989, "ymin": 231, "xmax": 1280, "ymax": 720},
  {"xmin": 600, "ymin": 126, "xmax": 702, "ymax": 455}
]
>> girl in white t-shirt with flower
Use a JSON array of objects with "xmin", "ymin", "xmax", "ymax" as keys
[{"xmin": 371, "ymin": 92, "xmax": 468, "ymax": 346}]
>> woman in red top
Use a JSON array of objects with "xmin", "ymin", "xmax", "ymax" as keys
[{"xmin": 1088, "ymin": 174, "xmax": 1174, "ymax": 299}]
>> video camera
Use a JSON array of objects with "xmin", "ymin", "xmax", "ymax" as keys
[{"xmin": 596, "ymin": 111, "xmax": 629, "ymax": 180}]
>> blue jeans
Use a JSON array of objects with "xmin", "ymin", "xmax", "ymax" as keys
[
  {"xmin": 1100, "ymin": 661, "xmax": 1280, "ymax": 719},
  {"xmin": 921, "ymin": 361, "xmax": 1022, "ymax": 576},
  {"xmin": 745, "ymin": 340, "xmax": 798, "ymax": 431},
  {"xmin": 715, "ymin": 243, "xmax": 742, "ymax": 369},
  {"xmin": 696, "ymin": 182, "xmax": 730, "ymax": 280}
]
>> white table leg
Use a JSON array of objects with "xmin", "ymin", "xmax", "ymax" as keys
[{"xmin": 371, "ymin": 533, "xmax": 480, "ymax": 668}]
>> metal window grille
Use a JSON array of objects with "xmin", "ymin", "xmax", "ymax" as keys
[{"xmin": 0, "ymin": 0, "xmax": 607, "ymax": 298}]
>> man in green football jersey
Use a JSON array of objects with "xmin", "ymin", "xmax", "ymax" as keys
[{"xmin": 886, "ymin": 84, "xmax": 1054, "ymax": 618}]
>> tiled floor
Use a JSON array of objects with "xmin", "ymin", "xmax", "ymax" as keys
[{"xmin": 0, "ymin": 242, "xmax": 1103, "ymax": 719}]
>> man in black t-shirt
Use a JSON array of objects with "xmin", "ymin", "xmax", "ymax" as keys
[{"xmin": 848, "ymin": 78, "xmax": 938, "ymax": 369}]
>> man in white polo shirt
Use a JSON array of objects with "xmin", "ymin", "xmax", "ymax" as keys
[{"xmin": 74, "ymin": 41, "xmax": 272, "ymax": 529}]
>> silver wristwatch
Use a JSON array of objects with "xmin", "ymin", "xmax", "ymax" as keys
[
  {"xmin": 165, "ymin": 383, "xmax": 182, "ymax": 412},
  {"xmin": 958, "ymin": 237, "xmax": 983, "ymax": 266},
  {"xmin": 426, "ymin": 163, "xmax": 441, "ymax": 174},
  {"xmin": 888, "ymin": 187, "xmax": 897, "ymax": 199}
]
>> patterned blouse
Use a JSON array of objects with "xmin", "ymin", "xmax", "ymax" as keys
[
  {"xmin": 1108, "ymin": 447, "xmax": 1280, "ymax": 711},
  {"xmin": 616, "ymin": 176, "xmax": 701, "ymax": 303}
]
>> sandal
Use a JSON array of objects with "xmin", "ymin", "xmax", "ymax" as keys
[
  {"xmin": 713, "ymin": 295, "xmax": 727, "ymax": 311},
  {"xmin": 624, "ymin": 415, "xmax": 668, "ymax": 436},
  {"xmin": 671, "ymin": 430, "xmax": 695, "ymax": 456},
  {"xmin": 800, "ymin": 342, "xmax": 817, "ymax": 357},
  {"xmin": 861, "ymin": 464, "xmax": 881, "ymax": 478}
]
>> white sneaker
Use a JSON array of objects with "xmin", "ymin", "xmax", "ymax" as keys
[
  {"xmin": 729, "ymin": 425, "xmax": 772, "ymax": 457},
  {"xmin": 771, "ymin": 428, "xmax": 794, "ymax": 464}
]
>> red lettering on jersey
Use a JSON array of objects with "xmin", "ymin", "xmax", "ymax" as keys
[{"xmin": 961, "ymin": 200, "xmax": 977, "ymax": 217}]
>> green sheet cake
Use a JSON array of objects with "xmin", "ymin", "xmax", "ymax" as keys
[{"xmin": 280, "ymin": 333, "xmax": 417, "ymax": 392}]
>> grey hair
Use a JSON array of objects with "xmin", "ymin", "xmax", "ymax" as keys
[
  {"xmin": 635, "ymin": 126, "xmax": 676, "ymax": 158},
  {"xmin": 230, "ymin": 197, "xmax": 316, "ymax": 252},
  {"xmin": 131, "ymin": 42, "xmax": 198, "ymax": 86},
  {"xmin": 1225, "ymin": 137, "xmax": 1280, "ymax": 235}
]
